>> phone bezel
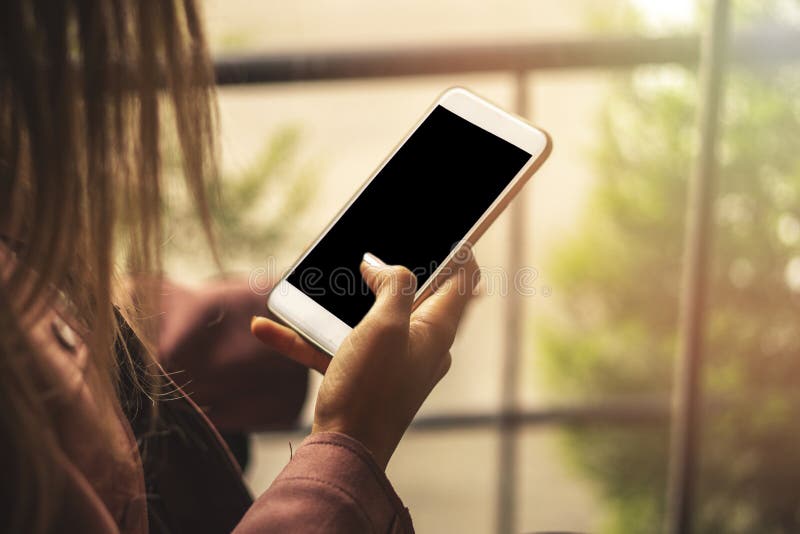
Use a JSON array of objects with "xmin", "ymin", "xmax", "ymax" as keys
[{"xmin": 268, "ymin": 87, "xmax": 552, "ymax": 357}]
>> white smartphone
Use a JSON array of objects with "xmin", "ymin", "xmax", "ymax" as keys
[{"xmin": 268, "ymin": 87, "xmax": 551, "ymax": 356}]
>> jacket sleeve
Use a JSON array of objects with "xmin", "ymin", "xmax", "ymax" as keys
[
  {"xmin": 234, "ymin": 432, "xmax": 414, "ymax": 534},
  {"xmin": 156, "ymin": 278, "xmax": 308, "ymax": 432}
]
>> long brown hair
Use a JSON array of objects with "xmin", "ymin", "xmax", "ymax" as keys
[{"xmin": 0, "ymin": 1, "xmax": 218, "ymax": 532}]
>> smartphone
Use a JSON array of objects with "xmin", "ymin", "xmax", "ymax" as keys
[{"xmin": 268, "ymin": 87, "xmax": 551, "ymax": 356}]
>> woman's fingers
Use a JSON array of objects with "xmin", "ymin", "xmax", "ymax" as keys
[
  {"xmin": 251, "ymin": 316, "xmax": 331, "ymax": 374},
  {"xmin": 410, "ymin": 253, "xmax": 480, "ymax": 354},
  {"xmin": 251, "ymin": 252, "xmax": 476, "ymax": 374}
]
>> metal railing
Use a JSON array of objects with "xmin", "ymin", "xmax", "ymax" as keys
[{"xmin": 214, "ymin": 16, "xmax": 800, "ymax": 534}]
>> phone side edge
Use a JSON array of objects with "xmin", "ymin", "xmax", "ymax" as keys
[{"xmin": 267, "ymin": 280, "xmax": 351, "ymax": 357}]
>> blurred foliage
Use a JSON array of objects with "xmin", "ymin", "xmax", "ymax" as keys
[
  {"xmin": 541, "ymin": 4, "xmax": 800, "ymax": 534},
  {"xmin": 164, "ymin": 126, "xmax": 315, "ymax": 267}
]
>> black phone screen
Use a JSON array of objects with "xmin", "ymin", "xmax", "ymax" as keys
[{"xmin": 286, "ymin": 105, "xmax": 532, "ymax": 327}]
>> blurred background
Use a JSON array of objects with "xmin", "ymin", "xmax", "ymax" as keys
[{"xmin": 164, "ymin": 1, "xmax": 800, "ymax": 532}]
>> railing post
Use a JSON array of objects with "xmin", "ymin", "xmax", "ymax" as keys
[
  {"xmin": 666, "ymin": 1, "xmax": 730, "ymax": 533},
  {"xmin": 497, "ymin": 70, "xmax": 529, "ymax": 534}
]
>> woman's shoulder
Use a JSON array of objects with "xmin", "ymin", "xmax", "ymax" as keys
[
  {"xmin": 1, "ymin": 241, "xmax": 90, "ymax": 397},
  {"xmin": 1, "ymin": 242, "xmax": 148, "ymax": 532}
]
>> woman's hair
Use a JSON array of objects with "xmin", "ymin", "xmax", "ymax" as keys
[{"xmin": 0, "ymin": 1, "xmax": 218, "ymax": 531}]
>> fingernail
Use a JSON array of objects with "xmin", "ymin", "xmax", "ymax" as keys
[
  {"xmin": 362, "ymin": 252, "xmax": 384, "ymax": 268},
  {"xmin": 251, "ymin": 315, "xmax": 265, "ymax": 330}
]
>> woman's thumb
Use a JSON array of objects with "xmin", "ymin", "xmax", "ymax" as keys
[{"xmin": 359, "ymin": 253, "xmax": 417, "ymax": 315}]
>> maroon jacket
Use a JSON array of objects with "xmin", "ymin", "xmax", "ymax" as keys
[{"xmin": 13, "ymin": 272, "xmax": 414, "ymax": 533}]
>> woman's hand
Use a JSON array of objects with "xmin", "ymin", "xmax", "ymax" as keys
[{"xmin": 251, "ymin": 252, "xmax": 479, "ymax": 469}]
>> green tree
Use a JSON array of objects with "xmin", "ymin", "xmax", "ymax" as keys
[
  {"xmin": 163, "ymin": 125, "xmax": 316, "ymax": 270},
  {"xmin": 540, "ymin": 9, "xmax": 800, "ymax": 534}
]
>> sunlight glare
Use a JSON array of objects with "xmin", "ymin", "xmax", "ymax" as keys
[{"xmin": 632, "ymin": 0, "xmax": 696, "ymax": 28}]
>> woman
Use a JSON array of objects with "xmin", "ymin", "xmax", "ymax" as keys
[{"xmin": 0, "ymin": 1, "xmax": 478, "ymax": 533}]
